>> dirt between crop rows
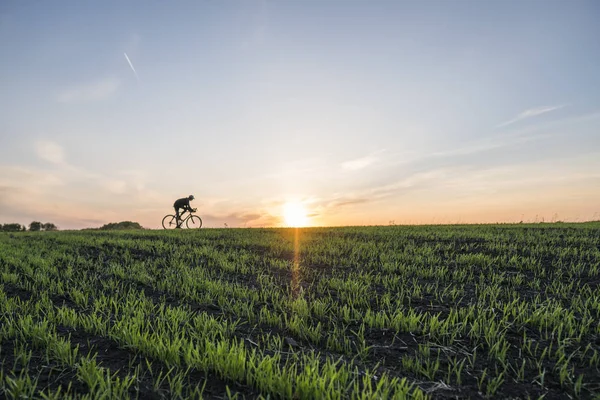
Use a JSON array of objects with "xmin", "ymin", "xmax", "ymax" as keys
[
  {"xmin": 4, "ymin": 271, "xmax": 599, "ymax": 400},
  {"xmin": 1, "ymin": 284, "xmax": 259, "ymax": 399}
]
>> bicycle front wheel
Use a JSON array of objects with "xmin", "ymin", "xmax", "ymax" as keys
[
  {"xmin": 162, "ymin": 215, "xmax": 178, "ymax": 229},
  {"xmin": 187, "ymin": 215, "xmax": 202, "ymax": 229}
]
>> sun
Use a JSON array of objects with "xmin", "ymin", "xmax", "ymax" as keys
[{"xmin": 283, "ymin": 202, "xmax": 308, "ymax": 227}]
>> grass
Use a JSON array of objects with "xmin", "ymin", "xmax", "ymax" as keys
[{"xmin": 0, "ymin": 223, "xmax": 599, "ymax": 398}]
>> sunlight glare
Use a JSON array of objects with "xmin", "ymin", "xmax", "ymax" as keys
[{"xmin": 283, "ymin": 202, "xmax": 308, "ymax": 227}]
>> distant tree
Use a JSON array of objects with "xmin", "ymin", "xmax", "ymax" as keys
[
  {"xmin": 29, "ymin": 221, "xmax": 42, "ymax": 232},
  {"xmin": 2, "ymin": 223, "xmax": 24, "ymax": 232},
  {"xmin": 99, "ymin": 221, "xmax": 144, "ymax": 230},
  {"xmin": 43, "ymin": 222, "xmax": 58, "ymax": 231}
]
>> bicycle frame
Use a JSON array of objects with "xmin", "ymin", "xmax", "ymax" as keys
[
  {"xmin": 175, "ymin": 210, "xmax": 193, "ymax": 224},
  {"xmin": 176, "ymin": 210, "xmax": 191, "ymax": 220}
]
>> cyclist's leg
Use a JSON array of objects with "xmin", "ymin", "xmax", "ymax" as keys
[{"xmin": 174, "ymin": 207, "xmax": 181, "ymax": 227}]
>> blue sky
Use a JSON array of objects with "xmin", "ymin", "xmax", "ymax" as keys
[{"xmin": 1, "ymin": 1, "xmax": 599, "ymax": 228}]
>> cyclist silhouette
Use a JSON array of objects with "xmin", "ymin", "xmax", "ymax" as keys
[{"xmin": 173, "ymin": 195, "xmax": 195, "ymax": 228}]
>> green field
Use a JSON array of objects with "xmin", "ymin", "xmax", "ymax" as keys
[{"xmin": 1, "ymin": 224, "xmax": 599, "ymax": 399}]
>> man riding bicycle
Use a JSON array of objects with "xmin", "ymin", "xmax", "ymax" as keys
[{"xmin": 173, "ymin": 195, "xmax": 196, "ymax": 228}]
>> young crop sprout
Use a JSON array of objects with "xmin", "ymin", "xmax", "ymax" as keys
[{"xmin": 0, "ymin": 222, "xmax": 598, "ymax": 398}]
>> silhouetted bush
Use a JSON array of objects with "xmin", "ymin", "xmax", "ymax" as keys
[
  {"xmin": 43, "ymin": 223, "xmax": 58, "ymax": 231},
  {"xmin": 29, "ymin": 221, "xmax": 42, "ymax": 231},
  {"xmin": 98, "ymin": 221, "xmax": 144, "ymax": 230},
  {"xmin": 26, "ymin": 221, "xmax": 59, "ymax": 231},
  {"xmin": 1, "ymin": 223, "xmax": 25, "ymax": 232}
]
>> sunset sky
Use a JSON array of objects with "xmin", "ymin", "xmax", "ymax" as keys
[{"xmin": 1, "ymin": 1, "xmax": 600, "ymax": 229}]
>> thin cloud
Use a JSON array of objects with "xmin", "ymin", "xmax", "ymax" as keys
[
  {"xmin": 315, "ymin": 169, "xmax": 451, "ymax": 213},
  {"xmin": 429, "ymin": 132, "xmax": 552, "ymax": 159},
  {"xmin": 341, "ymin": 151, "xmax": 384, "ymax": 171},
  {"xmin": 201, "ymin": 210, "xmax": 278, "ymax": 228},
  {"xmin": 369, "ymin": 169, "xmax": 451, "ymax": 198},
  {"xmin": 31, "ymin": 140, "xmax": 163, "ymax": 200},
  {"xmin": 103, "ymin": 179, "xmax": 127, "ymax": 194},
  {"xmin": 331, "ymin": 198, "xmax": 370, "ymax": 207},
  {"xmin": 124, "ymin": 52, "xmax": 139, "ymax": 81},
  {"xmin": 35, "ymin": 140, "xmax": 65, "ymax": 165},
  {"xmin": 420, "ymin": 110, "xmax": 600, "ymax": 161},
  {"xmin": 495, "ymin": 105, "xmax": 565, "ymax": 128},
  {"xmin": 57, "ymin": 78, "xmax": 119, "ymax": 103},
  {"xmin": 0, "ymin": 166, "xmax": 64, "ymax": 191}
]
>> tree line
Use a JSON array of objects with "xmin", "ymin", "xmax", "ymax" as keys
[{"xmin": 0, "ymin": 221, "xmax": 58, "ymax": 232}]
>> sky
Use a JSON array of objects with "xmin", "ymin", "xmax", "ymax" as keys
[{"xmin": 1, "ymin": 0, "xmax": 600, "ymax": 229}]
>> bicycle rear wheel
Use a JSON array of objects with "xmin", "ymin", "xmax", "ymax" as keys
[
  {"xmin": 187, "ymin": 215, "xmax": 202, "ymax": 229},
  {"xmin": 162, "ymin": 215, "xmax": 178, "ymax": 229}
]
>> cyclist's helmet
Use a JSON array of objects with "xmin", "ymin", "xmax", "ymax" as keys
[{"xmin": 189, "ymin": 195, "xmax": 195, "ymax": 200}]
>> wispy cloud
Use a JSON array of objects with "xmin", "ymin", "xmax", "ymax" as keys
[
  {"xmin": 418, "ymin": 110, "xmax": 600, "ymax": 164},
  {"xmin": 341, "ymin": 150, "xmax": 384, "ymax": 171},
  {"xmin": 331, "ymin": 198, "xmax": 370, "ymax": 207},
  {"xmin": 57, "ymin": 78, "xmax": 120, "ymax": 103},
  {"xmin": 201, "ymin": 211, "xmax": 278, "ymax": 228},
  {"xmin": 0, "ymin": 166, "xmax": 64, "ymax": 190},
  {"xmin": 102, "ymin": 179, "xmax": 127, "ymax": 194},
  {"xmin": 314, "ymin": 169, "xmax": 452, "ymax": 213},
  {"xmin": 31, "ymin": 140, "xmax": 166, "ymax": 200},
  {"xmin": 495, "ymin": 105, "xmax": 565, "ymax": 128},
  {"xmin": 429, "ymin": 132, "xmax": 552, "ymax": 159},
  {"xmin": 368, "ymin": 169, "xmax": 451, "ymax": 199},
  {"xmin": 35, "ymin": 140, "xmax": 65, "ymax": 165}
]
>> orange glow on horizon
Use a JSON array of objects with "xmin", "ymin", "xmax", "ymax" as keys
[{"xmin": 283, "ymin": 202, "xmax": 309, "ymax": 227}]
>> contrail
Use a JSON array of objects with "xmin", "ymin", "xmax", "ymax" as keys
[{"xmin": 124, "ymin": 52, "xmax": 139, "ymax": 81}]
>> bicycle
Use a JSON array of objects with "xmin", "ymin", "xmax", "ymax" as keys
[{"xmin": 162, "ymin": 208, "xmax": 203, "ymax": 229}]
